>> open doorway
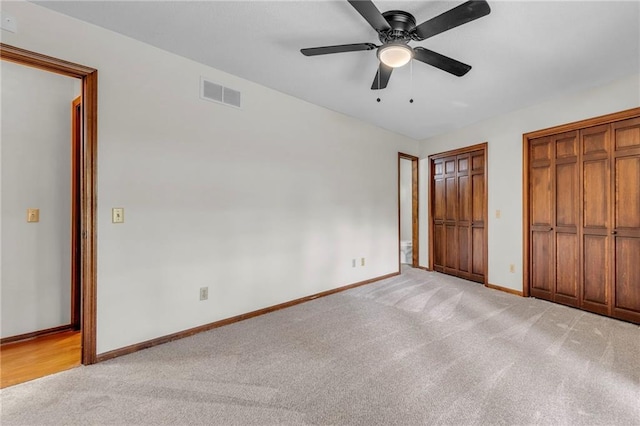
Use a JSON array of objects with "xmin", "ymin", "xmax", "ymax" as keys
[
  {"xmin": 0, "ymin": 44, "xmax": 98, "ymax": 387},
  {"xmin": 398, "ymin": 153, "xmax": 419, "ymax": 270}
]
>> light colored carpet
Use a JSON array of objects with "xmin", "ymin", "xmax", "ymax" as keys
[{"xmin": 1, "ymin": 268, "xmax": 639, "ymax": 425}]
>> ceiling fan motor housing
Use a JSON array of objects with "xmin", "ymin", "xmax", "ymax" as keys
[{"xmin": 379, "ymin": 10, "xmax": 417, "ymax": 44}]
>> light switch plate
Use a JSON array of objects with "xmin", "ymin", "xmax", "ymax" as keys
[
  {"xmin": 112, "ymin": 208, "xmax": 124, "ymax": 223},
  {"xmin": 27, "ymin": 208, "xmax": 39, "ymax": 223}
]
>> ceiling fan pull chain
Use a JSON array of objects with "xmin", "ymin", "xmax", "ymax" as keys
[{"xmin": 409, "ymin": 60, "xmax": 414, "ymax": 104}]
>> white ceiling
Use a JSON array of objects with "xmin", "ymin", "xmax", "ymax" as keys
[{"xmin": 34, "ymin": 1, "xmax": 640, "ymax": 140}]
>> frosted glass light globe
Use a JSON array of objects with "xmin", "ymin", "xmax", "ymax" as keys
[{"xmin": 377, "ymin": 44, "xmax": 413, "ymax": 68}]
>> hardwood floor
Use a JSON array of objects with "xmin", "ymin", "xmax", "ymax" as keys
[{"xmin": 1, "ymin": 331, "xmax": 81, "ymax": 388}]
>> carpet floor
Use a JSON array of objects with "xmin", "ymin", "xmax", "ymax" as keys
[{"xmin": 1, "ymin": 268, "xmax": 639, "ymax": 425}]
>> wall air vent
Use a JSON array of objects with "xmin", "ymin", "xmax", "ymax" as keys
[{"xmin": 200, "ymin": 78, "xmax": 241, "ymax": 109}]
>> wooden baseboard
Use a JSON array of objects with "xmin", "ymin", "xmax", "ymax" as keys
[
  {"xmin": 1, "ymin": 324, "xmax": 75, "ymax": 345},
  {"xmin": 485, "ymin": 283, "xmax": 524, "ymax": 297},
  {"xmin": 415, "ymin": 266, "xmax": 432, "ymax": 272},
  {"xmin": 96, "ymin": 272, "xmax": 399, "ymax": 363}
]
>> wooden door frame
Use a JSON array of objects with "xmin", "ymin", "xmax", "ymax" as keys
[
  {"xmin": 1, "ymin": 44, "xmax": 98, "ymax": 364},
  {"xmin": 522, "ymin": 107, "xmax": 640, "ymax": 299},
  {"xmin": 398, "ymin": 153, "xmax": 419, "ymax": 270},
  {"xmin": 428, "ymin": 142, "xmax": 488, "ymax": 283}
]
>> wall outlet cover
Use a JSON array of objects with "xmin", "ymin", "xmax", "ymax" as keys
[
  {"xmin": 27, "ymin": 208, "xmax": 39, "ymax": 223},
  {"xmin": 199, "ymin": 287, "xmax": 208, "ymax": 301}
]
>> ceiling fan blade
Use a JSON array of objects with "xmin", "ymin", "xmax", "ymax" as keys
[
  {"xmin": 413, "ymin": 0, "xmax": 491, "ymax": 40},
  {"xmin": 413, "ymin": 47, "xmax": 471, "ymax": 77},
  {"xmin": 371, "ymin": 63, "xmax": 393, "ymax": 90},
  {"xmin": 301, "ymin": 43, "xmax": 377, "ymax": 56},
  {"xmin": 347, "ymin": 0, "xmax": 391, "ymax": 32}
]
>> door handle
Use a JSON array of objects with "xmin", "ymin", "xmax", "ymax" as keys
[{"xmin": 611, "ymin": 230, "xmax": 617, "ymax": 235}]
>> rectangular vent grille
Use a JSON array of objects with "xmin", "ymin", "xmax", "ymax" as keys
[{"xmin": 201, "ymin": 78, "xmax": 241, "ymax": 109}]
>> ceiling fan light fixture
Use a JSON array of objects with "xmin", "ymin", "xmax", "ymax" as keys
[{"xmin": 377, "ymin": 44, "xmax": 413, "ymax": 68}]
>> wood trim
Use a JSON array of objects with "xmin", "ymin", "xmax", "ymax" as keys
[
  {"xmin": 485, "ymin": 283, "xmax": 524, "ymax": 297},
  {"xmin": 97, "ymin": 272, "xmax": 399, "ymax": 362},
  {"xmin": 428, "ymin": 142, "xmax": 488, "ymax": 161},
  {"xmin": 82, "ymin": 69, "xmax": 98, "ymax": 365},
  {"xmin": 415, "ymin": 266, "xmax": 432, "ymax": 272},
  {"xmin": 1, "ymin": 324, "xmax": 74, "ymax": 345},
  {"xmin": 398, "ymin": 153, "xmax": 420, "ymax": 270},
  {"xmin": 0, "ymin": 43, "xmax": 95, "ymax": 77},
  {"xmin": 524, "ymin": 107, "xmax": 640, "ymax": 140},
  {"xmin": 522, "ymin": 133, "xmax": 530, "ymax": 297},
  {"xmin": 428, "ymin": 142, "xmax": 488, "ymax": 284},
  {"xmin": 1, "ymin": 44, "xmax": 99, "ymax": 365}
]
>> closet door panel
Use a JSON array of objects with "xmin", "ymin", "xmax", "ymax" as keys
[
  {"xmin": 434, "ymin": 178, "xmax": 445, "ymax": 221},
  {"xmin": 458, "ymin": 227, "xmax": 470, "ymax": 274},
  {"xmin": 583, "ymin": 235, "xmax": 608, "ymax": 306},
  {"xmin": 583, "ymin": 160, "xmax": 609, "ymax": 228},
  {"xmin": 614, "ymin": 117, "xmax": 640, "ymax": 150},
  {"xmin": 472, "ymin": 174, "xmax": 484, "ymax": 222},
  {"xmin": 531, "ymin": 166, "xmax": 552, "ymax": 226},
  {"xmin": 472, "ymin": 228, "xmax": 484, "ymax": 276},
  {"xmin": 458, "ymin": 175, "xmax": 470, "ymax": 222},
  {"xmin": 615, "ymin": 156, "xmax": 640, "ymax": 229},
  {"xmin": 556, "ymin": 162, "xmax": 578, "ymax": 227},
  {"xmin": 555, "ymin": 233, "xmax": 578, "ymax": 302},
  {"xmin": 433, "ymin": 224, "xmax": 444, "ymax": 271},
  {"xmin": 614, "ymin": 238, "xmax": 640, "ymax": 313},
  {"xmin": 531, "ymin": 231, "xmax": 553, "ymax": 294},
  {"xmin": 445, "ymin": 176, "xmax": 457, "ymax": 221},
  {"xmin": 445, "ymin": 225, "xmax": 457, "ymax": 270}
]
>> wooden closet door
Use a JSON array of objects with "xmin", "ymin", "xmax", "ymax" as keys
[
  {"xmin": 456, "ymin": 154, "xmax": 471, "ymax": 278},
  {"xmin": 554, "ymin": 132, "xmax": 580, "ymax": 307},
  {"xmin": 444, "ymin": 157, "xmax": 458, "ymax": 275},
  {"xmin": 529, "ymin": 132, "xmax": 579, "ymax": 305},
  {"xmin": 431, "ymin": 147, "xmax": 486, "ymax": 283},
  {"xmin": 611, "ymin": 117, "xmax": 640, "ymax": 323},
  {"xmin": 580, "ymin": 125, "xmax": 611, "ymax": 315},
  {"xmin": 529, "ymin": 136, "xmax": 555, "ymax": 299},
  {"xmin": 470, "ymin": 152, "xmax": 485, "ymax": 282},
  {"xmin": 432, "ymin": 157, "xmax": 447, "ymax": 272}
]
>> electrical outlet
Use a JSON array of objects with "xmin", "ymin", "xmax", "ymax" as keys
[
  {"xmin": 199, "ymin": 287, "xmax": 208, "ymax": 301},
  {"xmin": 27, "ymin": 208, "xmax": 40, "ymax": 223},
  {"xmin": 361, "ymin": 258, "xmax": 365, "ymax": 266},
  {"xmin": 496, "ymin": 210, "xmax": 501, "ymax": 219},
  {"xmin": 509, "ymin": 264, "xmax": 515, "ymax": 273},
  {"xmin": 352, "ymin": 259, "xmax": 356, "ymax": 268}
]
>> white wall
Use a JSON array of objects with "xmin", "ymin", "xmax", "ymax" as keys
[
  {"xmin": 0, "ymin": 60, "xmax": 79, "ymax": 337},
  {"xmin": 419, "ymin": 73, "xmax": 640, "ymax": 291},
  {"xmin": 1, "ymin": 1, "xmax": 418, "ymax": 353},
  {"xmin": 399, "ymin": 158, "xmax": 412, "ymax": 242}
]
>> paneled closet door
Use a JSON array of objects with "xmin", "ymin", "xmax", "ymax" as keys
[
  {"xmin": 470, "ymin": 152, "xmax": 486, "ymax": 282},
  {"xmin": 580, "ymin": 125, "xmax": 611, "ymax": 315},
  {"xmin": 611, "ymin": 117, "xmax": 640, "ymax": 323},
  {"xmin": 529, "ymin": 136, "xmax": 554, "ymax": 299},
  {"xmin": 529, "ymin": 131, "xmax": 579, "ymax": 305},
  {"xmin": 554, "ymin": 132, "xmax": 580, "ymax": 307},
  {"xmin": 431, "ymin": 147, "xmax": 486, "ymax": 283}
]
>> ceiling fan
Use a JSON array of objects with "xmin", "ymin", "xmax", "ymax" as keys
[{"xmin": 301, "ymin": 0, "xmax": 491, "ymax": 90}]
